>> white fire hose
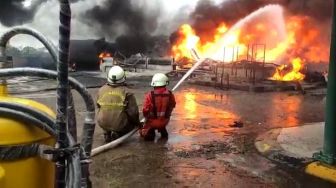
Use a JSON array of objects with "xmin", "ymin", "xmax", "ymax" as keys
[{"xmin": 91, "ymin": 50, "xmax": 204, "ymax": 157}]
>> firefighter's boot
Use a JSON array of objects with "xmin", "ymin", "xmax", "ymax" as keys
[
  {"xmin": 104, "ymin": 131, "xmax": 112, "ymax": 143},
  {"xmin": 159, "ymin": 128, "xmax": 168, "ymax": 139}
]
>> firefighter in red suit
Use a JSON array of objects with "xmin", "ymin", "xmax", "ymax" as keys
[{"xmin": 140, "ymin": 73, "xmax": 176, "ymax": 141}]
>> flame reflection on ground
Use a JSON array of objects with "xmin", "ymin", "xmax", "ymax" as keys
[{"xmin": 167, "ymin": 86, "xmax": 323, "ymax": 147}]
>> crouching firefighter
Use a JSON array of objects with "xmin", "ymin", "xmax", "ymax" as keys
[
  {"xmin": 140, "ymin": 73, "xmax": 176, "ymax": 141},
  {"xmin": 97, "ymin": 66, "xmax": 141, "ymax": 143}
]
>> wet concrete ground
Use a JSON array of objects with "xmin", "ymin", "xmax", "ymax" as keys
[{"xmin": 11, "ymin": 73, "xmax": 333, "ymax": 187}]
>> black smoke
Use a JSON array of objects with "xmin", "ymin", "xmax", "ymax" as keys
[
  {"xmin": 83, "ymin": 0, "xmax": 158, "ymax": 36},
  {"xmin": 192, "ymin": 0, "xmax": 332, "ymax": 37},
  {"xmin": 0, "ymin": 0, "xmax": 83, "ymax": 27},
  {"xmin": 170, "ymin": 0, "xmax": 333, "ymax": 46},
  {"xmin": 82, "ymin": 0, "xmax": 165, "ymax": 56},
  {"xmin": 284, "ymin": 0, "xmax": 332, "ymax": 21},
  {"xmin": 0, "ymin": 0, "xmax": 45, "ymax": 26}
]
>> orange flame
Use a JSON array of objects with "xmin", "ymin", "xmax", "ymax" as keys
[
  {"xmin": 98, "ymin": 52, "xmax": 112, "ymax": 64},
  {"xmin": 171, "ymin": 15, "xmax": 328, "ymax": 64},
  {"xmin": 171, "ymin": 23, "xmax": 245, "ymax": 62},
  {"xmin": 270, "ymin": 57, "xmax": 305, "ymax": 81},
  {"xmin": 99, "ymin": 52, "xmax": 112, "ymax": 59},
  {"xmin": 171, "ymin": 24, "xmax": 200, "ymax": 61}
]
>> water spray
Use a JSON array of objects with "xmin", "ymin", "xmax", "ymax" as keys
[{"xmin": 91, "ymin": 49, "xmax": 207, "ymax": 156}]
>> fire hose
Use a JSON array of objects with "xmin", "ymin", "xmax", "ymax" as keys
[
  {"xmin": 0, "ymin": 25, "xmax": 83, "ymax": 187},
  {"xmin": 0, "ymin": 0, "xmax": 96, "ymax": 187},
  {"xmin": 0, "ymin": 28, "xmax": 57, "ymax": 64},
  {"xmin": 0, "ymin": 102, "xmax": 81, "ymax": 188},
  {"xmin": 55, "ymin": 1, "xmax": 72, "ymax": 187},
  {"xmin": 91, "ymin": 54, "xmax": 206, "ymax": 157},
  {"xmin": 0, "ymin": 68, "xmax": 96, "ymax": 188},
  {"xmin": 0, "ymin": 26, "xmax": 77, "ymax": 142}
]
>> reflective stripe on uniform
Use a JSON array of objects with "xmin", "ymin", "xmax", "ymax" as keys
[
  {"xmin": 97, "ymin": 90, "xmax": 126, "ymax": 109},
  {"xmin": 149, "ymin": 111, "xmax": 166, "ymax": 117},
  {"xmin": 99, "ymin": 103, "xmax": 125, "ymax": 109}
]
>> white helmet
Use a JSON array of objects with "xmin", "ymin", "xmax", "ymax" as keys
[
  {"xmin": 151, "ymin": 73, "xmax": 169, "ymax": 87},
  {"xmin": 107, "ymin": 66, "xmax": 126, "ymax": 84}
]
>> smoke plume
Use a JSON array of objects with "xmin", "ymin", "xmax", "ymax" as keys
[
  {"xmin": 0, "ymin": 0, "xmax": 83, "ymax": 27},
  {"xmin": 177, "ymin": 0, "xmax": 332, "ymax": 44},
  {"xmin": 0, "ymin": 0, "xmax": 46, "ymax": 26},
  {"xmin": 170, "ymin": 0, "xmax": 333, "ymax": 64},
  {"xmin": 83, "ymin": 0, "xmax": 159, "ymax": 37},
  {"xmin": 81, "ymin": 0, "xmax": 164, "ymax": 56},
  {"xmin": 0, "ymin": 0, "xmax": 333, "ymax": 59}
]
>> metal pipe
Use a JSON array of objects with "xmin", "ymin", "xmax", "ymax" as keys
[
  {"xmin": 215, "ymin": 64, "xmax": 218, "ymax": 85},
  {"xmin": 0, "ymin": 27, "xmax": 57, "ymax": 64},
  {"xmin": 262, "ymin": 44, "xmax": 266, "ymax": 79},
  {"xmin": 235, "ymin": 47, "xmax": 239, "ymax": 76},
  {"xmin": 246, "ymin": 44, "xmax": 249, "ymax": 78},
  {"xmin": 246, "ymin": 44, "xmax": 250, "ymax": 61},
  {"xmin": 254, "ymin": 44, "xmax": 258, "ymax": 62},
  {"xmin": 223, "ymin": 47, "xmax": 226, "ymax": 63},
  {"xmin": 221, "ymin": 58, "xmax": 225, "ymax": 88},
  {"xmin": 250, "ymin": 44, "xmax": 254, "ymax": 79},
  {"xmin": 223, "ymin": 47, "xmax": 225, "ymax": 77},
  {"xmin": 236, "ymin": 46, "xmax": 239, "ymax": 60},
  {"xmin": 231, "ymin": 47, "xmax": 234, "ymax": 75},
  {"xmin": 314, "ymin": 0, "xmax": 336, "ymax": 165}
]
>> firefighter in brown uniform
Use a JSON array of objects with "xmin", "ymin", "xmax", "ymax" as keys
[{"xmin": 97, "ymin": 65, "xmax": 141, "ymax": 143}]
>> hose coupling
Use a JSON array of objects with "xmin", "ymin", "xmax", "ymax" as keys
[{"xmin": 44, "ymin": 144, "xmax": 80, "ymax": 162}]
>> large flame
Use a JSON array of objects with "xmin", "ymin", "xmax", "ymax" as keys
[
  {"xmin": 172, "ymin": 23, "xmax": 244, "ymax": 62},
  {"xmin": 270, "ymin": 58, "xmax": 305, "ymax": 81},
  {"xmin": 171, "ymin": 5, "xmax": 328, "ymax": 81}
]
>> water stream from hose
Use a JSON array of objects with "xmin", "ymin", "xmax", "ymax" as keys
[{"xmin": 173, "ymin": 58, "xmax": 205, "ymax": 91}]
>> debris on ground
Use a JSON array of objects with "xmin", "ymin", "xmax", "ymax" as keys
[
  {"xmin": 229, "ymin": 121, "xmax": 244, "ymax": 128},
  {"xmin": 174, "ymin": 141, "xmax": 239, "ymax": 159},
  {"xmin": 271, "ymin": 153, "xmax": 307, "ymax": 168}
]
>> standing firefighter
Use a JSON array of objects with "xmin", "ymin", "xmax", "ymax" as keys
[
  {"xmin": 140, "ymin": 73, "xmax": 176, "ymax": 141},
  {"xmin": 97, "ymin": 66, "xmax": 141, "ymax": 143}
]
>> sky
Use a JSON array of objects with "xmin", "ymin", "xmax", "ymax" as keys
[{"xmin": 0, "ymin": 0, "xmax": 227, "ymax": 48}]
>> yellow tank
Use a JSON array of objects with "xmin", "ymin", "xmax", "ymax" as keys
[
  {"xmin": 0, "ymin": 165, "xmax": 5, "ymax": 187},
  {"xmin": 0, "ymin": 94, "xmax": 56, "ymax": 188}
]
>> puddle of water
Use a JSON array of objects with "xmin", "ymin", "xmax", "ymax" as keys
[
  {"xmin": 166, "ymin": 88, "xmax": 239, "ymax": 149},
  {"xmin": 164, "ymin": 86, "xmax": 324, "ymax": 150},
  {"xmin": 268, "ymin": 94, "xmax": 302, "ymax": 127}
]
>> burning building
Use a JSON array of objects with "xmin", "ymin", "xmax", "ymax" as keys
[
  {"xmin": 0, "ymin": 0, "xmax": 331, "ymax": 76},
  {"xmin": 170, "ymin": 1, "xmax": 332, "ymax": 82},
  {"xmin": 69, "ymin": 38, "xmax": 117, "ymax": 70}
]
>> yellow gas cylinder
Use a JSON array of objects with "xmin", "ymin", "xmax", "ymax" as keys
[
  {"xmin": 0, "ymin": 90, "xmax": 56, "ymax": 188},
  {"xmin": 0, "ymin": 165, "xmax": 5, "ymax": 187}
]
